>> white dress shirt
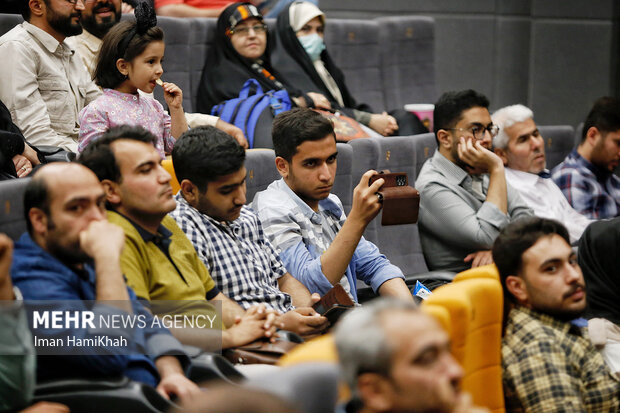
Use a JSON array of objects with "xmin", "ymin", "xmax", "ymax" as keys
[{"xmin": 505, "ymin": 167, "xmax": 593, "ymax": 242}]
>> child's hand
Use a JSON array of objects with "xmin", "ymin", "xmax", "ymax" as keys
[{"xmin": 162, "ymin": 81, "xmax": 183, "ymax": 111}]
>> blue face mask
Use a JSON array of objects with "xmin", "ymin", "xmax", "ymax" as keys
[{"xmin": 298, "ymin": 33, "xmax": 325, "ymax": 61}]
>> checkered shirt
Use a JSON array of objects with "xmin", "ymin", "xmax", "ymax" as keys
[
  {"xmin": 551, "ymin": 149, "xmax": 620, "ymax": 219},
  {"xmin": 502, "ymin": 306, "xmax": 620, "ymax": 412},
  {"xmin": 170, "ymin": 194, "xmax": 293, "ymax": 313}
]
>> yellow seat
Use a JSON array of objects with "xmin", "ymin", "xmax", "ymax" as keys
[
  {"xmin": 278, "ymin": 334, "xmax": 338, "ymax": 366},
  {"xmin": 423, "ymin": 277, "xmax": 505, "ymax": 413},
  {"xmin": 278, "ymin": 334, "xmax": 350, "ymax": 401},
  {"xmin": 453, "ymin": 263, "xmax": 500, "ymax": 283},
  {"xmin": 161, "ymin": 158, "xmax": 180, "ymax": 195}
]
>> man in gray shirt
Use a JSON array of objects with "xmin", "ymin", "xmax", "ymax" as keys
[
  {"xmin": 415, "ymin": 90, "xmax": 532, "ymax": 272},
  {"xmin": 0, "ymin": 0, "xmax": 101, "ymax": 152}
]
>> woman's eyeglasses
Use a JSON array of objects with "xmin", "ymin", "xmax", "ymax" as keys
[{"xmin": 228, "ymin": 24, "xmax": 268, "ymax": 37}]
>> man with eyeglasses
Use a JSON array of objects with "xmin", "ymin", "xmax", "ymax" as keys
[
  {"xmin": 492, "ymin": 104, "xmax": 592, "ymax": 243},
  {"xmin": 0, "ymin": 0, "xmax": 101, "ymax": 152},
  {"xmin": 415, "ymin": 89, "xmax": 532, "ymax": 272}
]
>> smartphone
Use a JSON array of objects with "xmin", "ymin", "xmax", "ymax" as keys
[{"xmin": 368, "ymin": 172, "xmax": 409, "ymax": 188}]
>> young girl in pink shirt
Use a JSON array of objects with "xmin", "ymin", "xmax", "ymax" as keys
[{"xmin": 78, "ymin": 5, "xmax": 187, "ymax": 157}]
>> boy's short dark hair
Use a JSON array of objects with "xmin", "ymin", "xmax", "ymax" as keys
[
  {"xmin": 433, "ymin": 89, "xmax": 490, "ymax": 144},
  {"xmin": 492, "ymin": 217, "xmax": 570, "ymax": 303},
  {"xmin": 172, "ymin": 126, "xmax": 246, "ymax": 192},
  {"xmin": 581, "ymin": 96, "xmax": 620, "ymax": 143},
  {"xmin": 78, "ymin": 125, "xmax": 157, "ymax": 183},
  {"xmin": 272, "ymin": 108, "xmax": 335, "ymax": 161}
]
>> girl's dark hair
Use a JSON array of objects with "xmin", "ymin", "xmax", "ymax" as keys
[{"xmin": 93, "ymin": 20, "xmax": 164, "ymax": 89}]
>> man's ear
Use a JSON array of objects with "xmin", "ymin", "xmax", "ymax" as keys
[
  {"xmin": 494, "ymin": 147, "xmax": 509, "ymax": 166},
  {"xmin": 585, "ymin": 126, "xmax": 601, "ymax": 147},
  {"xmin": 357, "ymin": 373, "xmax": 394, "ymax": 412},
  {"xmin": 29, "ymin": 0, "xmax": 45, "ymax": 18},
  {"xmin": 179, "ymin": 179, "xmax": 199, "ymax": 206},
  {"xmin": 101, "ymin": 179, "xmax": 121, "ymax": 207},
  {"xmin": 436, "ymin": 129, "xmax": 452, "ymax": 150},
  {"xmin": 29, "ymin": 207, "xmax": 48, "ymax": 236},
  {"xmin": 505, "ymin": 275, "xmax": 528, "ymax": 305},
  {"xmin": 116, "ymin": 58, "xmax": 129, "ymax": 77},
  {"xmin": 275, "ymin": 156, "xmax": 289, "ymax": 179}
]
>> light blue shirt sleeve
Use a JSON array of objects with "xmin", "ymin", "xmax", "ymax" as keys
[{"xmin": 351, "ymin": 237, "xmax": 405, "ymax": 292}]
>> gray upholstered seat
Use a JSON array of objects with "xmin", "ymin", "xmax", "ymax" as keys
[
  {"xmin": 324, "ymin": 19, "xmax": 385, "ymax": 112},
  {"xmin": 0, "ymin": 178, "xmax": 30, "ymax": 241},
  {"xmin": 0, "ymin": 12, "xmax": 21, "ymax": 37},
  {"xmin": 412, "ymin": 132, "xmax": 437, "ymax": 177},
  {"xmin": 333, "ymin": 142, "xmax": 353, "ymax": 213},
  {"xmin": 188, "ymin": 17, "xmax": 218, "ymax": 113},
  {"xmin": 347, "ymin": 138, "xmax": 380, "ymax": 243},
  {"xmin": 539, "ymin": 125, "xmax": 575, "ymax": 169},
  {"xmin": 245, "ymin": 363, "xmax": 339, "ymax": 413},
  {"xmin": 245, "ymin": 148, "xmax": 279, "ymax": 205},
  {"xmin": 151, "ymin": 16, "xmax": 193, "ymax": 111},
  {"xmin": 375, "ymin": 16, "xmax": 437, "ymax": 109}
]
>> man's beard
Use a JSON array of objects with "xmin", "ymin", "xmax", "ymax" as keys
[
  {"xmin": 81, "ymin": 2, "xmax": 121, "ymax": 39},
  {"xmin": 47, "ymin": 7, "xmax": 83, "ymax": 37}
]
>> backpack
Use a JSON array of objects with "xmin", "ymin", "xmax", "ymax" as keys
[{"xmin": 211, "ymin": 79, "xmax": 292, "ymax": 148}]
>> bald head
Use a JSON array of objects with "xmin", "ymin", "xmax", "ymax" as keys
[{"xmin": 24, "ymin": 162, "xmax": 107, "ymax": 263}]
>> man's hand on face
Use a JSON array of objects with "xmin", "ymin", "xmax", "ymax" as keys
[
  {"xmin": 348, "ymin": 170, "xmax": 384, "ymax": 226},
  {"xmin": 457, "ymin": 137, "xmax": 503, "ymax": 175},
  {"xmin": 278, "ymin": 308, "xmax": 329, "ymax": 336},
  {"xmin": 79, "ymin": 220, "xmax": 125, "ymax": 263}
]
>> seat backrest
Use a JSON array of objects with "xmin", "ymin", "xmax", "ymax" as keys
[
  {"xmin": 375, "ymin": 16, "xmax": 437, "ymax": 110},
  {"xmin": 333, "ymin": 142, "xmax": 353, "ymax": 213},
  {"xmin": 412, "ymin": 132, "xmax": 437, "ymax": 177},
  {"xmin": 0, "ymin": 13, "xmax": 22, "ymax": 37},
  {"xmin": 374, "ymin": 136, "xmax": 428, "ymax": 276},
  {"xmin": 452, "ymin": 263, "xmax": 499, "ymax": 283},
  {"xmin": 161, "ymin": 158, "xmax": 180, "ymax": 195},
  {"xmin": 152, "ymin": 16, "xmax": 193, "ymax": 112},
  {"xmin": 347, "ymin": 138, "xmax": 380, "ymax": 243},
  {"xmin": 539, "ymin": 125, "xmax": 575, "ymax": 170},
  {"xmin": 574, "ymin": 122, "xmax": 584, "ymax": 148},
  {"xmin": 324, "ymin": 19, "xmax": 385, "ymax": 112},
  {"xmin": 423, "ymin": 277, "xmax": 505, "ymax": 413},
  {"xmin": 246, "ymin": 363, "xmax": 340, "ymax": 413},
  {"xmin": 0, "ymin": 178, "xmax": 29, "ymax": 241},
  {"xmin": 188, "ymin": 17, "xmax": 218, "ymax": 114},
  {"xmin": 245, "ymin": 149, "xmax": 279, "ymax": 204}
]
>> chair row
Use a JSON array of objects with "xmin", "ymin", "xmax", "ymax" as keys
[
  {"xmin": 0, "ymin": 13, "xmax": 437, "ymax": 116},
  {"xmin": 0, "ymin": 125, "xmax": 576, "ymax": 293}
]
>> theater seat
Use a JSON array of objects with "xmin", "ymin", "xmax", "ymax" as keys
[
  {"xmin": 161, "ymin": 158, "xmax": 180, "ymax": 195},
  {"xmin": 246, "ymin": 363, "xmax": 340, "ymax": 413},
  {"xmin": 33, "ymin": 377, "xmax": 175, "ymax": 413},
  {"xmin": 0, "ymin": 177, "xmax": 30, "ymax": 241},
  {"xmin": 452, "ymin": 263, "xmax": 499, "ymax": 283},
  {"xmin": 422, "ymin": 277, "xmax": 505, "ymax": 413},
  {"xmin": 539, "ymin": 125, "xmax": 574, "ymax": 170},
  {"xmin": 245, "ymin": 148, "xmax": 279, "ymax": 204}
]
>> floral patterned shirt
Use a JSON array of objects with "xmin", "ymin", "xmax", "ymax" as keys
[{"xmin": 78, "ymin": 88, "xmax": 174, "ymax": 158}]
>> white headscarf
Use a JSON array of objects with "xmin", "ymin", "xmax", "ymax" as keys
[{"xmin": 288, "ymin": 2, "xmax": 344, "ymax": 107}]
